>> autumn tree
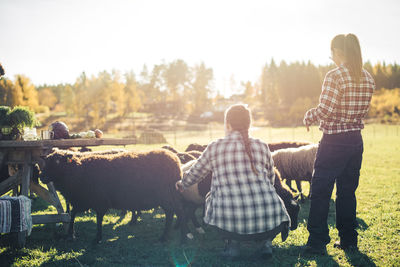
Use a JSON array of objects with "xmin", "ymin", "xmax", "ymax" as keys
[
  {"xmin": 163, "ymin": 59, "xmax": 190, "ymax": 115},
  {"xmin": 0, "ymin": 78, "xmax": 15, "ymax": 106},
  {"xmin": 37, "ymin": 87, "xmax": 58, "ymax": 109},
  {"xmin": 124, "ymin": 71, "xmax": 142, "ymax": 116},
  {"xmin": 260, "ymin": 59, "xmax": 280, "ymax": 122},
  {"xmin": 191, "ymin": 62, "xmax": 213, "ymax": 115},
  {"xmin": 15, "ymin": 75, "xmax": 39, "ymax": 109}
]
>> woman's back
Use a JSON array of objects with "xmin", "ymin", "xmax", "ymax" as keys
[{"xmin": 328, "ymin": 65, "xmax": 375, "ymax": 123}]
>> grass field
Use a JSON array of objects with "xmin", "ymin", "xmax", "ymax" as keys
[{"xmin": 1, "ymin": 124, "xmax": 399, "ymax": 266}]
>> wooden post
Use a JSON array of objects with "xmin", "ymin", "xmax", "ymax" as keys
[
  {"xmin": 32, "ymin": 214, "xmax": 70, "ymax": 224},
  {"xmin": 46, "ymin": 182, "xmax": 69, "ymax": 232},
  {"xmin": 0, "ymin": 173, "xmax": 21, "ymax": 196},
  {"xmin": 46, "ymin": 182, "xmax": 64, "ymax": 214},
  {"xmin": 30, "ymin": 182, "xmax": 59, "ymax": 208},
  {"xmin": 20, "ymin": 152, "xmax": 31, "ymax": 196}
]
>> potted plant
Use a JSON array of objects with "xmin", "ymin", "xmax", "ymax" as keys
[{"xmin": 0, "ymin": 106, "xmax": 40, "ymax": 140}]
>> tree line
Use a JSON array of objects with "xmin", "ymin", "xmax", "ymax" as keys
[{"xmin": 1, "ymin": 59, "xmax": 399, "ymax": 128}]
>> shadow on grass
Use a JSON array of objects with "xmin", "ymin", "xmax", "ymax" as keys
[
  {"xmin": 0, "ymin": 209, "xmax": 185, "ymax": 266},
  {"xmin": 345, "ymin": 249, "xmax": 377, "ymax": 267},
  {"xmin": 1, "ymin": 195, "xmax": 374, "ymax": 266}
]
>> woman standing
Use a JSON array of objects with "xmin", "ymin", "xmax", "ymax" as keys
[
  {"xmin": 303, "ymin": 34, "xmax": 375, "ymax": 254},
  {"xmin": 176, "ymin": 104, "xmax": 290, "ymax": 259}
]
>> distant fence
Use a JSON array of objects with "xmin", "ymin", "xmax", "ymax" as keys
[{"xmin": 119, "ymin": 123, "xmax": 399, "ymax": 148}]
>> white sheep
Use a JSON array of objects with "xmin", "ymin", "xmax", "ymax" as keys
[{"xmin": 271, "ymin": 143, "xmax": 318, "ymax": 201}]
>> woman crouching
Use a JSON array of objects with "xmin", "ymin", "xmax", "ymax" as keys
[{"xmin": 176, "ymin": 104, "xmax": 290, "ymax": 259}]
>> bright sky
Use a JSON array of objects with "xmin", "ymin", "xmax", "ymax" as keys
[{"xmin": 1, "ymin": 0, "xmax": 399, "ymax": 96}]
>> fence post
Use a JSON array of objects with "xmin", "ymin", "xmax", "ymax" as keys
[{"xmin": 174, "ymin": 129, "xmax": 177, "ymax": 146}]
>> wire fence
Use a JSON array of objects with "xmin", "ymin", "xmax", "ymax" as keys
[{"xmin": 117, "ymin": 122, "xmax": 400, "ymax": 149}]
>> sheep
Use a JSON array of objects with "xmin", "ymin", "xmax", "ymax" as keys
[
  {"xmin": 184, "ymin": 143, "xmax": 207, "ymax": 152},
  {"xmin": 161, "ymin": 145, "xmax": 179, "ymax": 154},
  {"xmin": 271, "ymin": 144, "xmax": 318, "ymax": 201},
  {"xmin": 40, "ymin": 148, "xmax": 188, "ymax": 244},
  {"xmin": 186, "ymin": 150, "xmax": 202, "ymax": 159},
  {"xmin": 40, "ymin": 148, "xmax": 129, "ymax": 214},
  {"xmin": 161, "ymin": 145, "xmax": 197, "ymax": 164},
  {"xmin": 268, "ymin": 141, "xmax": 312, "ymax": 152},
  {"xmin": 176, "ymin": 153, "xmax": 196, "ymax": 164},
  {"xmin": 272, "ymin": 167, "xmax": 300, "ymax": 230},
  {"xmin": 179, "ymin": 160, "xmax": 300, "ymax": 238},
  {"xmin": 158, "ymin": 147, "xmax": 206, "ymax": 237},
  {"xmin": 267, "ymin": 141, "xmax": 313, "ymax": 194}
]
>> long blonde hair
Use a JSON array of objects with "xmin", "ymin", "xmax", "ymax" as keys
[
  {"xmin": 225, "ymin": 104, "xmax": 259, "ymax": 175},
  {"xmin": 331, "ymin": 33, "xmax": 363, "ymax": 83}
]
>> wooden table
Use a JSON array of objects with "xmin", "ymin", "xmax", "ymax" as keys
[{"xmin": 0, "ymin": 138, "xmax": 137, "ymax": 247}]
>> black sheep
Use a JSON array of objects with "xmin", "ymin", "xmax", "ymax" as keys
[
  {"xmin": 40, "ymin": 149, "xmax": 188, "ymax": 243},
  {"xmin": 186, "ymin": 150, "xmax": 202, "ymax": 159},
  {"xmin": 272, "ymin": 167, "xmax": 300, "ymax": 230},
  {"xmin": 176, "ymin": 152, "xmax": 196, "ymax": 164},
  {"xmin": 161, "ymin": 145, "xmax": 179, "ymax": 154},
  {"xmin": 184, "ymin": 143, "xmax": 207, "ymax": 152}
]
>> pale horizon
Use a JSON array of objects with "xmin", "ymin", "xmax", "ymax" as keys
[{"xmin": 1, "ymin": 0, "xmax": 399, "ymax": 96}]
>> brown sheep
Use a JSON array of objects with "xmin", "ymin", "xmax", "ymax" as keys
[
  {"xmin": 40, "ymin": 149, "xmax": 188, "ymax": 244},
  {"xmin": 184, "ymin": 143, "xmax": 207, "ymax": 152}
]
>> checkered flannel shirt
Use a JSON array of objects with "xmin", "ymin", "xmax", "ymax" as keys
[
  {"xmin": 304, "ymin": 64, "xmax": 375, "ymax": 134},
  {"xmin": 181, "ymin": 131, "xmax": 290, "ymax": 234}
]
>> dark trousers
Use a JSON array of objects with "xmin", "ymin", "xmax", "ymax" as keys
[
  {"xmin": 307, "ymin": 131, "xmax": 363, "ymax": 248},
  {"xmin": 214, "ymin": 222, "xmax": 287, "ymax": 242}
]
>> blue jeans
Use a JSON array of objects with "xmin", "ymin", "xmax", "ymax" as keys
[{"xmin": 307, "ymin": 130, "xmax": 363, "ymax": 248}]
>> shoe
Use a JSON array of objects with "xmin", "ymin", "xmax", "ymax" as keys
[
  {"xmin": 301, "ymin": 244, "xmax": 327, "ymax": 255},
  {"xmin": 220, "ymin": 240, "xmax": 240, "ymax": 258},
  {"xmin": 334, "ymin": 241, "xmax": 358, "ymax": 251}
]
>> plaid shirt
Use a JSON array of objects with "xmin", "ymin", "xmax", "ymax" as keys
[
  {"xmin": 181, "ymin": 131, "xmax": 290, "ymax": 234},
  {"xmin": 304, "ymin": 64, "xmax": 375, "ymax": 134}
]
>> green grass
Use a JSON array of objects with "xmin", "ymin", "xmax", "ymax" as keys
[{"xmin": 1, "ymin": 124, "xmax": 399, "ymax": 266}]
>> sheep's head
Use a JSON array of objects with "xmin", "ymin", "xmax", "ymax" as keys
[
  {"xmin": 40, "ymin": 152, "xmax": 77, "ymax": 184},
  {"xmin": 177, "ymin": 153, "xmax": 195, "ymax": 164}
]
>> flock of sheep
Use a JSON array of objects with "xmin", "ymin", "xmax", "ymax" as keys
[{"xmin": 0, "ymin": 140, "xmax": 319, "ymax": 244}]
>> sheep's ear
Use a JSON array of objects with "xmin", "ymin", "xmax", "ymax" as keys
[{"xmin": 37, "ymin": 157, "xmax": 46, "ymax": 169}]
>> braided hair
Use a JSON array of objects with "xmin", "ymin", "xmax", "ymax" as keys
[{"xmin": 225, "ymin": 104, "xmax": 259, "ymax": 175}]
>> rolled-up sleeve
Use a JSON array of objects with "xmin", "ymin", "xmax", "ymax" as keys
[
  {"xmin": 181, "ymin": 146, "xmax": 212, "ymax": 188},
  {"xmin": 303, "ymin": 71, "xmax": 342, "ymax": 126}
]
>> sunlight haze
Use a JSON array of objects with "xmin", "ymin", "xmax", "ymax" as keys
[{"xmin": 1, "ymin": 0, "xmax": 399, "ymax": 96}]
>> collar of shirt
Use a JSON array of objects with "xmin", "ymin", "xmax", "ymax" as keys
[{"xmin": 226, "ymin": 131, "xmax": 243, "ymax": 140}]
